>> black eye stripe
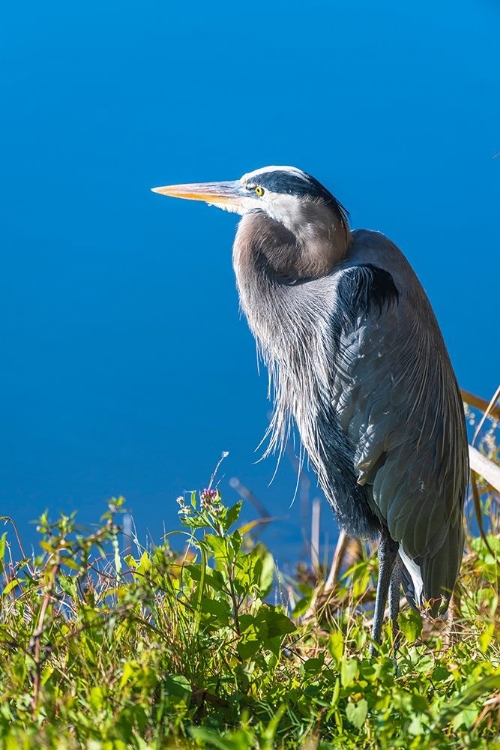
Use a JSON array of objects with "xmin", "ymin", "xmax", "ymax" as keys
[{"xmin": 254, "ymin": 170, "xmax": 341, "ymax": 209}]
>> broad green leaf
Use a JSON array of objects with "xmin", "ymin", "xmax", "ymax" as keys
[
  {"xmin": 237, "ymin": 639, "xmax": 260, "ymax": 660},
  {"xmin": 341, "ymin": 658, "xmax": 358, "ymax": 687},
  {"xmin": 136, "ymin": 551, "xmax": 152, "ymax": 575},
  {"xmin": 237, "ymin": 614, "xmax": 268, "ymax": 659},
  {"xmin": 205, "ymin": 534, "xmax": 231, "ymax": 565},
  {"xmin": 188, "ymin": 564, "xmax": 225, "ymax": 591},
  {"xmin": 255, "ymin": 543, "xmax": 274, "ymax": 597},
  {"xmin": 432, "ymin": 666, "xmax": 451, "ymax": 683},
  {"xmin": 407, "ymin": 715, "xmax": 425, "ymax": 736},
  {"xmin": 398, "ymin": 608, "xmax": 423, "ymax": 642},
  {"xmin": 265, "ymin": 634, "xmax": 282, "ymax": 658},
  {"xmin": 479, "ymin": 622, "xmax": 494, "ymax": 653},
  {"xmin": 303, "ymin": 657, "xmax": 324, "ymax": 674},
  {"xmin": 346, "ymin": 698, "xmax": 368, "ymax": 729},
  {"xmin": 411, "ymin": 693, "xmax": 428, "ymax": 713},
  {"xmin": 41, "ymin": 664, "xmax": 54, "ymax": 686},
  {"xmin": 260, "ymin": 608, "xmax": 296, "ymax": 638},
  {"xmin": 201, "ymin": 598, "xmax": 231, "ymax": 624},
  {"xmin": 165, "ymin": 674, "xmax": 192, "ymax": 703},
  {"xmin": 237, "ymin": 627, "xmax": 262, "ymax": 660},
  {"xmin": 239, "ymin": 614, "xmax": 263, "ymax": 634},
  {"xmin": 452, "ymin": 706, "xmax": 480, "ymax": 730},
  {"xmin": 59, "ymin": 574, "xmax": 78, "ymax": 597}
]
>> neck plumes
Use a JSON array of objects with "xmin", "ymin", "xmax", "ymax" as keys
[
  {"xmin": 232, "ymin": 205, "xmax": 351, "ymax": 460},
  {"xmin": 233, "ymin": 206, "xmax": 351, "ymax": 347}
]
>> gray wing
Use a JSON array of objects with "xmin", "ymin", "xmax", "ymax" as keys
[{"xmin": 331, "ymin": 259, "xmax": 468, "ymax": 614}]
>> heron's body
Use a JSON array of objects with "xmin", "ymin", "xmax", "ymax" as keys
[
  {"xmin": 235, "ymin": 218, "xmax": 467, "ymax": 612},
  {"xmin": 153, "ymin": 165, "xmax": 468, "ymax": 642}
]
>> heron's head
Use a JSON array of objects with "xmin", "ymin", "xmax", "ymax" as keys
[{"xmin": 152, "ymin": 166, "xmax": 349, "ymax": 238}]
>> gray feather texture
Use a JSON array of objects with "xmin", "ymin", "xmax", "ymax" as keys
[
  {"xmin": 153, "ymin": 164, "xmax": 468, "ymax": 631},
  {"xmin": 233, "ymin": 187, "xmax": 467, "ymax": 616}
]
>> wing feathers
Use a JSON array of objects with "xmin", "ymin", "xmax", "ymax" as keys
[{"xmin": 332, "ymin": 260, "xmax": 467, "ymax": 611}]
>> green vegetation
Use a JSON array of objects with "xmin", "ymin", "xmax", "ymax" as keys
[{"xmin": 0, "ymin": 487, "xmax": 499, "ymax": 749}]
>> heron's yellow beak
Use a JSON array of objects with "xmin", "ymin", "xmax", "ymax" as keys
[{"xmin": 151, "ymin": 180, "xmax": 244, "ymax": 206}]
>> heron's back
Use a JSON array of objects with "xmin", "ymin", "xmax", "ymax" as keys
[{"xmin": 322, "ymin": 230, "xmax": 467, "ymax": 612}]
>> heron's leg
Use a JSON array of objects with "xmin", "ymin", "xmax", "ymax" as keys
[
  {"xmin": 389, "ymin": 556, "xmax": 403, "ymax": 651},
  {"xmin": 370, "ymin": 528, "xmax": 399, "ymax": 655}
]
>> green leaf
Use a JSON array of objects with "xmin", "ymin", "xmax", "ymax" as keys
[
  {"xmin": 205, "ymin": 535, "xmax": 232, "ymax": 565},
  {"xmin": 201, "ymin": 598, "xmax": 231, "ymax": 624},
  {"xmin": 346, "ymin": 698, "xmax": 368, "ymax": 729},
  {"xmin": 254, "ymin": 543, "xmax": 274, "ymax": 597},
  {"xmin": 226, "ymin": 501, "xmax": 243, "ymax": 530},
  {"xmin": 331, "ymin": 678, "xmax": 340, "ymax": 708},
  {"xmin": 60, "ymin": 556, "xmax": 81, "ymax": 571},
  {"xmin": 0, "ymin": 532, "xmax": 7, "ymax": 574},
  {"xmin": 260, "ymin": 608, "xmax": 296, "ymax": 638},
  {"xmin": 479, "ymin": 622, "xmax": 494, "ymax": 653},
  {"xmin": 124, "ymin": 554, "xmax": 137, "ymax": 569},
  {"xmin": 190, "ymin": 726, "xmax": 255, "ymax": 749},
  {"xmin": 188, "ymin": 564, "xmax": 225, "ymax": 592},
  {"xmin": 165, "ymin": 674, "xmax": 192, "ymax": 703},
  {"xmin": 265, "ymin": 634, "xmax": 282, "ymax": 658},
  {"xmin": 411, "ymin": 693, "xmax": 428, "ymax": 713},
  {"xmin": 432, "ymin": 666, "xmax": 451, "ymax": 683},
  {"xmin": 329, "ymin": 630, "xmax": 344, "ymax": 665},
  {"xmin": 237, "ymin": 628, "xmax": 263, "ymax": 660},
  {"xmin": 136, "ymin": 551, "xmax": 152, "ymax": 575},
  {"xmin": 180, "ymin": 514, "xmax": 210, "ymax": 529},
  {"xmin": 398, "ymin": 608, "xmax": 423, "ymax": 642},
  {"xmin": 238, "ymin": 613, "xmax": 270, "ymax": 659},
  {"xmin": 436, "ymin": 671, "xmax": 500, "ymax": 728},
  {"xmin": 292, "ymin": 595, "xmax": 312, "ymax": 618},
  {"xmin": 59, "ymin": 574, "xmax": 78, "ymax": 597},
  {"xmin": 120, "ymin": 661, "xmax": 137, "ymax": 688},
  {"xmin": 2, "ymin": 578, "xmax": 20, "ymax": 596},
  {"xmin": 452, "ymin": 706, "xmax": 479, "ymax": 730},
  {"xmin": 237, "ymin": 641, "xmax": 259, "ymax": 660},
  {"xmin": 303, "ymin": 657, "xmax": 324, "ymax": 674},
  {"xmin": 407, "ymin": 715, "xmax": 425, "ymax": 736},
  {"xmin": 341, "ymin": 658, "xmax": 358, "ymax": 687}
]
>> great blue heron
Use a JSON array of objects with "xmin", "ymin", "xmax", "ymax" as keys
[{"xmin": 152, "ymin": 166, "xmax": 468, "ymax": 648}]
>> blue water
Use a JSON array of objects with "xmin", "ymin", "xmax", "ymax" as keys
[{"xmin": 1, "ymin": 1, "xmax": 499, "ymax": 563}]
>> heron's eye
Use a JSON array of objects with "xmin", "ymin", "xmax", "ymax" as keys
[{"xmin": 255, "ymin": 185, "xmax": 265, "ymax": 197}]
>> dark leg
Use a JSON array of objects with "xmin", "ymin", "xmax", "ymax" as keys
[
  {"xmin": 389, "ymin": 556, "xmax": 402, "ymax": 651},
  {"xmin": 370, "ymin": 528, "xmax": 399, "ymax": 655}
]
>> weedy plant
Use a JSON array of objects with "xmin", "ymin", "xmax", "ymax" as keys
[{"xmin": 0, "ymin": 481, "xmax": 499, "ymax": 748}]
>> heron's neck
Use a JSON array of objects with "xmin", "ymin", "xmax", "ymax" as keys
[
  {"xmin": 235, "ymin": 210, "xmax": 350, "ymax": 284},
  {"xmin": 232, "ymin": 211, "xmax": 342, "ymax": 462},
  {"xmin": 233, "ymin": 211, "xmax": 346, "ymax": 360}
]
